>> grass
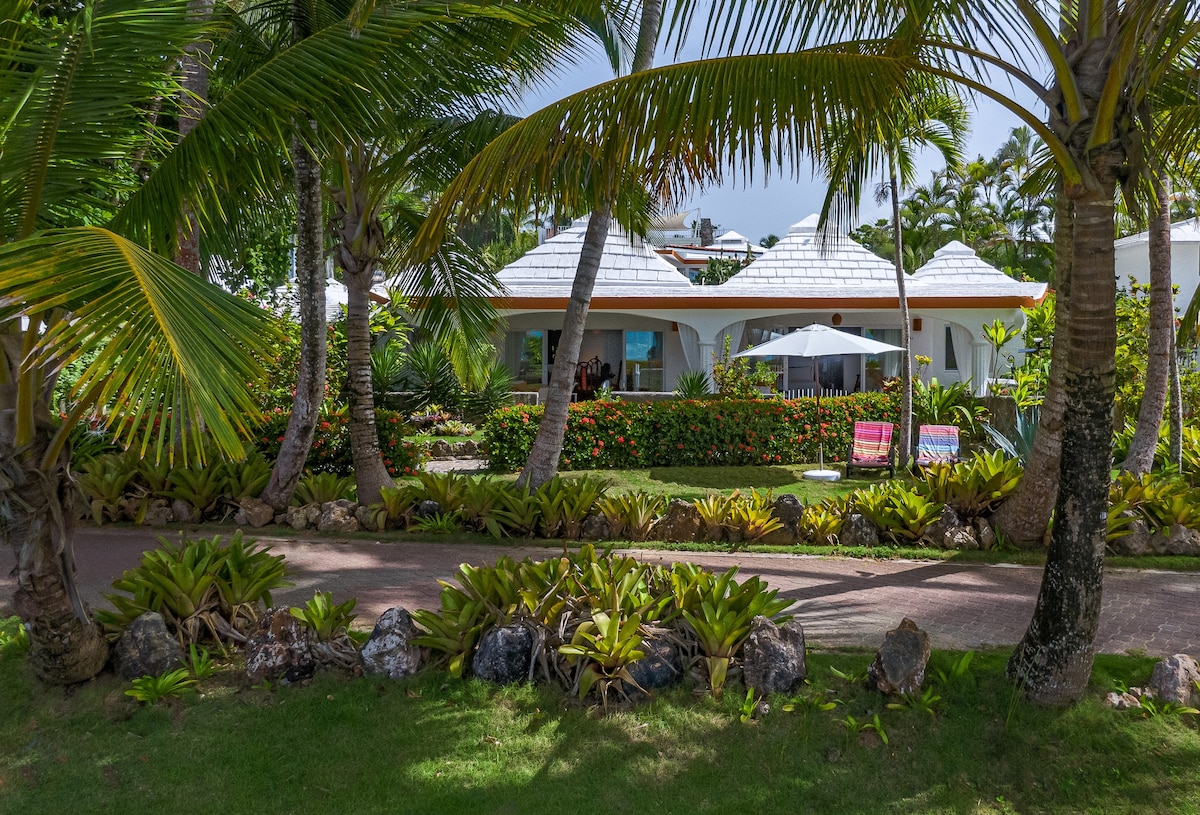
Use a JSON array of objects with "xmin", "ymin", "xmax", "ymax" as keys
[{"xmin": 1, "ymin": 625, "xmax": 1197, "ymax": 814}]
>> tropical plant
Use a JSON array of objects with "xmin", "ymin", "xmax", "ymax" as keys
[
  {"xmin": 293, "ymin": 472, "xmax": 357, "ymax": 506},
  {"xmin": 77, "ymin": 455, "xmax": 142, "ymax": 525},
  {"xmin": 798, "ymin": 500, "xmax": 845, "ymax": 547},
  {"xmin": 559, "ymin": 609, "xmax": 646, "ymax": 709},
  {"xmin": 837, "ymin": 713, "xmax": 889, "ymax": 745},
  {"xmin": 693, "ymin": 494, "xmax": 734, "ymax": 542},
  {"xmin": 675, "ymin": 370, "xmax": 712, "ymax": 400},
  {"xmin": 290, "ymin": 592, "xmax": 359, "ymax": 643},
  {"xmin": 726, "ymin": 488, "xmax": 784, "ymax": 547},
  {"xmin": 674, "ymin": 567, "xmax": 791, "ymax": 697},
  {"xmin": 414, "ymin": 512, "xmax": 463, "ymax": 534},
  {"xmin": 98, "ymin": 533, "xmax": 291, "ymax": 645},
  {"xmin": 911, "ymin": 378, "xmax": 986, "ymax": 434},
  {"xmin": 186, "ymin": 644, "xmax": 217, "ymax": 680},
  {"xmin": 368, "ymin": 483, "xmax": 420, "ymax": 531},
  {"xmin": 852, "ymin": 483, "xmax": 944, "ymax": 545},
  {"xmin": 982, "ymin": 406, "xmax": 1041, "ymax": 465},
  {"xmin": 596, "ymin": 492, "xmax": 665, "ymax": 542},
  {"xmin": 166, "ymin": 464, "xmax": 227, "ymax": 520},
  {"xmin": 125, "ymin": 669, "xmax": 197, "ymax": 706}
]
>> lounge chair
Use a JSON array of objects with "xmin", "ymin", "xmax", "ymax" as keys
[
  {"xmin": 915, "ymin": 424, "xmax": 960, "ymax": 466},
  {"xmin": 845, "ymin": 421, "xmax": 896, "ymax": 478}
]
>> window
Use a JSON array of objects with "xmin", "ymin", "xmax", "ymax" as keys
[
  {"xmin": 945, "ymin": 326, "xmax": 958, "ymax": 371},
  {"xmin": 626, "ymin": 330, "xmax": 664, "ymax": 391},
  {"xmin": 503, "ymin": 330, "xmax": 543, "ymax": 383}
]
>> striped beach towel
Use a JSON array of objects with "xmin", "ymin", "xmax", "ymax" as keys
[
  {"xmin": 850, "ymin": 421, "xmax": 894, "ymax": 464},
  {"xmin": 916, "ymin": 424, "xmax": 960, "ymax": 465}
]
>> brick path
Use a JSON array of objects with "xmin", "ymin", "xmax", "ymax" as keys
[{"xmin": 3, "ymin": 527, "xmax": 1198, "ymax": 655}]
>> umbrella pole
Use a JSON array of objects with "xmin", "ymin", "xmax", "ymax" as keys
[{"xmin": 816, "ymin": 382, "xmax": 824, "ymax": 469}]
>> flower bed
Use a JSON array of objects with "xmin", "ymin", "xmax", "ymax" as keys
[
  {"xmin": 254, "ymin": 407, "xmax": 424, "ymax": 477},
  {"xmin": 482, "ymin": 393, "xmax": 899, "ymax": 472}
]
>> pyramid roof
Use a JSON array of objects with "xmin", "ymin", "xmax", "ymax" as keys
[
  {"xmin": 497, "ymin": 217, "xmax": 691, "ymax": 294},
  {"xmin": 717, "ymin": 214, "xmax": 898, "ymax": 294},
  {"xmin": 910, "ymin": 241, "xmax": 1047, "ymax": 299}
]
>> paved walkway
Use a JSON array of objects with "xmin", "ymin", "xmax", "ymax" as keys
[{"xmin": 3, "ymin": 527, "xmax": 1198, "ymax": 656}]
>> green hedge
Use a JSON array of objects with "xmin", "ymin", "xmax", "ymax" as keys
[
  {"xmin": 255, "ymin": 408, "xmax": 424, "ymax": 477},
  {"xmin": 483, "ymin": 393, "xmax": 899, "ymax": 472}
]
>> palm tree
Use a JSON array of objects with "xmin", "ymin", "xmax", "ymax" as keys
[
  {"xmin": 514, "ymin": 0, "xmax": 661, "ymax": 491},
  {"xmin": 0, "ymin": 0, "xmax": 586, "ymax": 682},
  {"xmin": 818, "ymin": 85, "xmax": 968, "ymax": 469},
  {"xmin": 1121, "ymin": 176, "xmax": 1175, "ymax": 475},
  {"xmin": 416, "ymin": 0, "xmax": 1200, "ymax": 704}
]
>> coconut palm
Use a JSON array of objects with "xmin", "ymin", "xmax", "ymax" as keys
[
  {"xmin": 0, "ymin": 0, "xmax": 588, "ymax": 682},
  {"xmin": 817, "ymin": 83, "xmax": 968, "ymax": 469},
  {"xmin": 416, "ymin": 0, "xmax": 1200, "ymax": 704}
]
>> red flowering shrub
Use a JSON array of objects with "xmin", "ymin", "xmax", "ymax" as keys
[
  {"xmin": 483, "ymin": 393, "xmax": 899, "ymax": 472},
  {"xmin": 254, "ymin": 407, "xmax": 424, "ymax": 476}
]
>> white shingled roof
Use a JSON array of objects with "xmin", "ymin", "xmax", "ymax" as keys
[
  {"xmin": 498, "ymin": 217, "xmax": 691, "ymax": 291},
  {"xmin": 717, "ymin": 214, "xmax": 898, "ymax": 293},
  {"xmin": 1114, "ymin": 218, "xmax": 1200, "ymax": 247},
  {"xmin": 910, "ymin": 241, "xmax": 1048, "ymax": 299}
]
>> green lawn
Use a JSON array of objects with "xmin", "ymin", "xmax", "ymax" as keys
[{"xmin": 2, "ymin": 639, "xmax": 1197, "ymax": 814}]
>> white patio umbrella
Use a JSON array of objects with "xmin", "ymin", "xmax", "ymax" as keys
[{"xmin": 736, "ymin": 324, "xmax": 905, "ymax": 481}]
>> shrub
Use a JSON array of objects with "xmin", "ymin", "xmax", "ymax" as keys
[
  {"xmin": 254, "ymin": 407, "xmax": 424, "ymax": 477},
  {"xmin": 483, "ymin": 392, "xmax": 899, "ymax": 472}
]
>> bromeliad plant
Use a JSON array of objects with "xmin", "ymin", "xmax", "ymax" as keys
[
  {"xmin": 411, "ymin": 546, "xmax": 788, "ymax": 706},
  {"xmin": 852, "ymin": 483, "xmax": 944, "ymax": 545},
  {"xmin": 97, "ymin": 532, "xmax": 291, "ymax": 647}
]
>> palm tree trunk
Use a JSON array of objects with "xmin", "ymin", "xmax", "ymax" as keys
[
  {"xmin": 329, "ymin": 144, "xmax": 392, "ymax": 506},
  {"xmin": 991, "ymin": 188, "xmax": 1071, "ymax": 546},
  {"xmin": 174, "ymin": 0, "xmax": 213, "ymax": 276},
  {"xmin": 1007, "ymin": 181, "xmax": 1116, "ymax": 706},
  {"xmin": 517, "ymin": 208, "xmax": 611, "ymax": 489},
  {"xmin": 1121, "ymin": 176, "xmax": 1172, "ymax": 475},
  {"xmin": 261, "ymin": 131, "xmax": 327, "ymax": 510},
  {"xmin": 516, "ymin": 0, "xmax": 663, "ymax": 490},
  {"xmin": 1168, "ymin": 330, "xmax": 1182, "ymax": 469},
  {"xmin": 5, "ymin": 430, "xmax": 108, "ymax": 684},
  {"xmin": 890, "ymin": 164, "xmax": 912, "ymax": 468},
  {"xmin": 343, "ymin": 267, "xmax": 393, "ymax": 505}
]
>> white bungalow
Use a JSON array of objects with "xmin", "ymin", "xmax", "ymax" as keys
[
  {"xmin": 1114, "ymin": 218, "xmax": 1200, "ymax": 310},
  {"xmin": 495, "ymin": 215, "xmax": 1047, "ymax": 397}
]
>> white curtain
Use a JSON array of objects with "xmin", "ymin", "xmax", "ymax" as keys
[
  {"xmin": 678, "ymin": 323, "xmax": 701, "ymax": 371},
  {"xmin": 949, "ymin": 323, "xmax": 974, "ymax": 384},
  {"xmin": 720, "ymin": 320, "xmax": 746, "ymax": 353}
]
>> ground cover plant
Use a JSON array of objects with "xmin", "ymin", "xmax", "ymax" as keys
[{"xmin": 1, "ymin": 618, "xmax": 1197, "ymax": 814}]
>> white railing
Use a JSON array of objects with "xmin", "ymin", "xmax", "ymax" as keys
[{"xmin": 783, "ymin": 387, "xmax": 848, "ymax": 399}]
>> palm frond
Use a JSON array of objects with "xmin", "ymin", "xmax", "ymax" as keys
[{"xmin": 0, "ymin": 227, "xmax": 281, "ymax": 465}]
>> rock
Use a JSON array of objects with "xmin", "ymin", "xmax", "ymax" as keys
[
  {"xmin": 143, "ymin": 504, "xmax": 173, "ymax": 527},
  {"xmin": 1147, "ymin": 654, "xmax": 1200, "ymax": 706},
  {"xmin": 354, "ymin": 505, "xmax": 380, "ymax": 532},
  {"xmin": 1103, "ymin": 691, "xmax": 1142, "ymax": 710},
  {"xmin": 235, "ymin": 497, "xmax": 276, "ymax": 529},
  {"xmin": 361, "ymin": 607, "xmax": 425, "ymax": 680},
  {"xmin": 626, "ymin": 630, "xmax": 682, "ymax": 697},
  {"xmin": 318, "ymin": 499, "xmax": 361, "ymax": 534},
  {"xmin": 650, "ymin": 499, "xmax": 701, "ymax": 542},
  {"xmin": 119, "ymin": 496, "xmax": 144, "ymax": 522},
  {"xmin": 244, "ymin": 607, "xmax": 317, "ymax": 685},
  {"xmin": 286, "ymin": 505, "xmax": 312, "ymax": 530},
  {"xmin": 430, "ymin": 440, "xmax": 453, "ymax": 459},
  {"xmin": 170, "ymin": 499, "xmax": 194, "ymax": 524},
  {"xmin": 274, "ymin": 513, "xmax": 288, "ymax": 526},
  {"xmin": 758, "ymin": 525, "xmax": 798, "ymax": 546},
  {"xmin": 1163, "ymin": 525, "xmax": 1200, "ymax": 556},
  {"xmin": 580, "ymin": 513, "xmax": 612, "ymax": 541},
  {"xmin": 304, "ymin": 504, "xmax": 322, "ymax": 526},
  {"xmin": 973, "ymin": 517, "xmax": 996, "ymax": 550},
  {"xmin": 1109, "ymin": 516, "xmax": 1152, "ymax": 556},
  {"xmin": 840, "ymin": 513, "xmax": 880, "ymax": 548},
  {"xmin": 472, "ymin": 624, "xmax": 531, "ymax": 684},
  {"xmin": 742, "ymin": 616, "xmax": 807, "ymax": 695},
  {"xmin": 923, "ymin": 506, "xmax": 976, "ymax": 550},
  {"xmin": 111, "ymin": 612, "xmax": 185, "ymax": 680},
  {"xmin": 867, "ymin": 618, "xmax": 931, "ymax": 696},
  {"xmin": 452, "ymin": 440, "xmax": 479, "ymax": 457},
  {"xmin": 413, "ymin": 500, "xmax": 442, "ymax": 520},
  {"xmin": 771, "ymin": 494, "xmax": 805, "ymax": 531}
]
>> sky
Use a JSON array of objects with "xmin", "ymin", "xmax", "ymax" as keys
[{"xmin": 518, "ymin": 34, "xmax": 1037, "ymax": 243}]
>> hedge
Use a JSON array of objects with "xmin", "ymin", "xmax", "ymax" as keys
[
  {"xmin": 483, "ymin": 393, "xmax": 900, "ymax": 472},
  {"xmin": 255, "ymin": 408, "xmax": 425, "ymax": 477}
]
